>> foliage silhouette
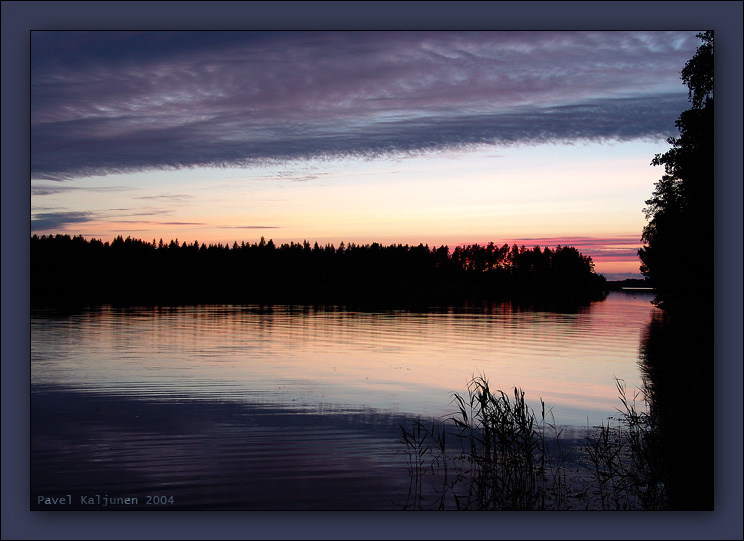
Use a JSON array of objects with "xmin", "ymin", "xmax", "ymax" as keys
[
  {"xmin": 635, "ymin": 32, "xmax": 714, "ymax": 512},
  {"xmin": 639, "ymin": 31, "xmax": 713, "ymax": 311},
  {"xmin": 400, "ymin": 376, "xmax": 566, "ymax": 510},
  {"xmin": 31, "ymin": 234, "xmax": 606, "ymax": 306},
  {"xmin": 400, "ymin": 375, "xmax": 675, "ymax": 510}
]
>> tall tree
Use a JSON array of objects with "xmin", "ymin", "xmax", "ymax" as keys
[{"xmin": 639, "ymin": 31, "xmax": 713, "ymax": 310}]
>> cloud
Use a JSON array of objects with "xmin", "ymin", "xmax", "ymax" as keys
[
  {"xmin": 135, "ymin": 194, "xmax": 195, "ymax": 201},
  {"xmin": 153, "ymin": 221, "xmax": 207, "ymax": 226},
  {"xmin": 31, "ymin": 31, "xmax": 700, "ymax": 181},
  {"xmin": 478, "ymin": 235, "xmax": 644, "ymax": 264},
  {"xmin": 30, "ymin": 210, "xmax": 280, "ymax": 233},
  {"xmin": 215, "ymin": 225, "xmax": 280, "ymax": 229},
  {"xmin": 31, "ymin": 211, "xmax": 96, "ymax": 230},
  {"xmin": 31, "ymin": 185, "xmax": 132, "ymax": 195}
]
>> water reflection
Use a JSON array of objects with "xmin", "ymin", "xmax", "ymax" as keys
[
  {"xmin": 32, "ymin": 292, "xmax": 656, "ymax": 426},
  {"xmin": 31, "ymin": 291, "xmax": 659, "ymax": 509},
  {"xmin": 638, "ymin": 308, "xmax": 714, "ymax": 510},
  {"xmin": 31, "ymin": 388, "xmax": 413, "ymax": 509}
]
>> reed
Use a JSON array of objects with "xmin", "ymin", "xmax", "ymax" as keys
[
  {"xmin": 399, "ymin": 375, "xmax": 668, "ymax": 510},
  {"xmin": 581, "ymin": 378, "xmax": 669, "ymax": 510},
  {"xmin": 399, "ymin": 374, "xmax": 574, "ymax": 510}
]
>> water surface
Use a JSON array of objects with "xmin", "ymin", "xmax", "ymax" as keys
[{"xmin": 31, "ymin": 290, "xmax": 657, "ymax": 509}]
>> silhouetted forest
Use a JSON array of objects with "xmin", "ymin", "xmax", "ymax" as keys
[
  {"xmin": 31, "ymin": 234, "xmax": 606, "ymax": 306},
  {"xmin": 639, "ymin": 31, "xmax": 713, "ymax": 312},
  {"xmin": 634, "ymin": 33, "xmax": 714, "ymax": 510}
]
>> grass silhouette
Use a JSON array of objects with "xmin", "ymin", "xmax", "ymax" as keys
[{"xmin": 400, "ymin": 375, "xmax": 668, "ymax": 510}]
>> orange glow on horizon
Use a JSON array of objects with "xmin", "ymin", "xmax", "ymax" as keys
[{"xmin": 31, "ymin": 142, "xmax": 664, "ymax": 280}]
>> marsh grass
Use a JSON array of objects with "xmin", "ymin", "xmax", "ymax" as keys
[
  {"xmin": 400, "ymin": 375, "xmax": 576, "ymax": 510},
  {"xmin": 581, "ymin": 379, "xmax": 669, "ymax": 510},
  {"xmin": 399, "ymin": 375, "xmax": 668, "ymax": 510}
]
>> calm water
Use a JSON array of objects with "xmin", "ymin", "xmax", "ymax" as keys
[{"xmin": 31, "ymin": 290, "xmax": 658, "ymax": 510}]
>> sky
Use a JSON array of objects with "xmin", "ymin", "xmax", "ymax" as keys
[{"xmin": 30, "ymin": 30, "xmax": 703, "ymax": 280}]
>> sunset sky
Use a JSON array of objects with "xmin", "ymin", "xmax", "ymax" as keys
[{"xmin": 31, "ymin": 30, "xmax": 703, "ymax": 279}]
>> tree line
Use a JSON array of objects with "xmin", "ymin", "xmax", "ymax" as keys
[
  {"xmin": 639, "ymin": 31, "xmax": 713, "ymax": 312},
  {"xmin": 634, "ymin": 33, "xmax": 714, "ymax": 511},
  {"xmin": 31, "ymin": 233, "xmax": 606, "ymax": 306}
]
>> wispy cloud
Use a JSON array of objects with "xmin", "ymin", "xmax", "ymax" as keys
[
  {"xmin": 31, "ymin": 31, "xmax": 699, "ymax": 181},
  {"xmin": 470, "ymin": 235, "xmax": 645, "ymax": 266},
  {"xmin": 135, "ymin": 194, "xmax": 194, "ymax": 201},
  {"xmin": 31, "ymin": 211, "xmax": 96, "ymax": 230},
  {"xmin": 30, "ymin": 211, "xmax": 280, "ymax": 233},
  {"xmin": 215, "ymin": 225, "xmax": 280, "ymax": 229},
  {"xmin": 153, "ymin": 221, "xmax": 207, "ymax": 226},
  {"xmin": 31, "ymin": 185, "xmax": 132, "ymax": 195}
]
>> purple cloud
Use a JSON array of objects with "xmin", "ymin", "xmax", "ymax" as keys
[
  {"xmin": 466, "ymin": 235, "xmax": 645, "ymax": 266},
  {"xmin": 31, "ymin": 31, "xmax": 700, "ymax": 181},
  {"xmin": 31, "ymin": 211, "xmax": 96, "ymax": 230}
]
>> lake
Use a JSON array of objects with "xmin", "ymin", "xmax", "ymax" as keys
[{"xmin": 31, "ymin": 290, "xmax": 658, "ymax": 510}]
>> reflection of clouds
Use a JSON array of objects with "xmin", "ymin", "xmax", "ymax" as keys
[
  {"xmin": 31, "ymin": 31, "xmax": 698, "ymax": 181},
  {"xmin": 31, "ymin": 301, "xmax": 649, "ymax": 426}
]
